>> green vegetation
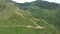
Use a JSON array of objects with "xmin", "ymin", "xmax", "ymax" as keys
[
  {"xmin": 0, "ymin": 0, "xmax": 60, "ymax": 34},
  {"xmin": 16, "ymin": 0, "xmax": 60, "ymax": 30}
]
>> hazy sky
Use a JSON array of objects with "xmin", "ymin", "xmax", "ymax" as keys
[
  {"xmin": 12, "ymin": 0, "xmax": 36, "ymax": 3},
  {"xmin": 12, "ymin": 0, "xmax": 60, "ymax": 4},
  {"xmin": 44, "ymin": 0, "xmax": 60, "ymax": 4}
]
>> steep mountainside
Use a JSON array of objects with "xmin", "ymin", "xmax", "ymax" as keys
[
  {"xmin": 0, "ymin": 0, "xmax": 59, "ymax": 34},
  {"xmin": 15, "ymin": 0, "xmax": 60, "ymax": 31}
]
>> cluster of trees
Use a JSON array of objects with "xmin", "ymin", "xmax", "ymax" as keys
[{"xmin": 16, "ymin": 0, "xmax": 59, "ymax": 10}]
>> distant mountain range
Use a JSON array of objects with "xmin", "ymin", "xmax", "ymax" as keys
[{"xmin": 15, "ymin": 0, "xmax": 60, "ymax": 10}]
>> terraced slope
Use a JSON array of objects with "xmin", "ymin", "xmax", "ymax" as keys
[{"xmin": 0, "ymin": 0, "xmax": 59, "ymax": 34}]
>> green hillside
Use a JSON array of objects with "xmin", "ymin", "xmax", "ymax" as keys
[
  {"xmin": 15, "ymin": 0, "xmax": 60, "ymax": 31},
  {"xmin": 0, "ymin": 0, "xmax": 59, "ymax": 34}
]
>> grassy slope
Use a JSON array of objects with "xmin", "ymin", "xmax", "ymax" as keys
[
  {"xmin": 0, "ymin": 1, "xmax": 59, "ymax": 34},
  {"xmin": 21, "ymin": 5, "xmax": 60, "ymax": 29},
  {"xmin": 15, "ymin": 1, "xmax": 60, "ymax": 30}
]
